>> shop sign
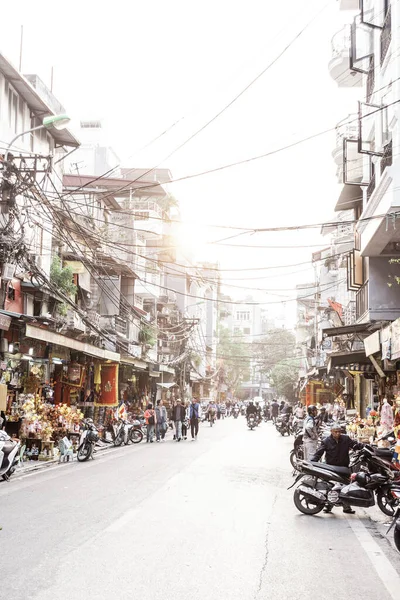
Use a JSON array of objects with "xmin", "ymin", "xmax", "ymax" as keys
[
  {"xmin": 391, "ymin": 318, "xmax": 400, "ymax": 360},
  {"xmin": 364, "ymin": 331, "xmax": 380, "ymax": 356},
  {"xmin": 0, "ymin": 314, "xmax": 12, "ymax": 331}
]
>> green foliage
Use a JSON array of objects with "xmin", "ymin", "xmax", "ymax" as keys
[
  {"xmin": 139, "ymin": 324, "xmax": 156, "ymax": 347},
  {"xmin": 252, "ymin": 328, "xmax": 296, "ymax": 375},
  {"xmin": 270, "ymin": 359, "xmax": 299, "ymax": 402},
  {"xmin": 50, "ymin": 256, "xmax": 77, "ymax": 297},
  {"xmin": 217, "ymin": 326, "xmax": 250, "ymax": 394}
]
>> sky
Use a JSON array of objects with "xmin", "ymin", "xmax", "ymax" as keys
[{"xmin": 0, "ymin": 0, "xmax": 361, "ymax": 326}]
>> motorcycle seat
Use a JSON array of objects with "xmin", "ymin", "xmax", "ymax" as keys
[
  {"xmin": 309, "ymin": 461, "xmax": 351, "ymax": 476},
  {"xmin": 375, "ymin": 448, "xmax": 393, "ymax": 459}
]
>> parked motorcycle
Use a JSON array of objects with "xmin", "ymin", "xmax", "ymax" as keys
[
  {"xmin": 290, "ymin": 446, "xmax": 393, "ymax": 515},
  {"xmin": 290, "ymin": 433, "xmax": 304, "ymax": 470},
  {"xmin": 386, "ymin": 488, "xmax": 400, "ymax": 552},
  {"xmin": 0, "ymin": 430, "xmax": 20, "ymax": 480},
  {"xmin": 77, "ymin": 419, "xmax": 99, "ymax": 462},
  {"xmin": 247, "ymin": 414, "xmax": 256, "ymax": 430}
]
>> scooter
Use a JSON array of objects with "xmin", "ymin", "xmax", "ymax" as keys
[
  {"xmin": 233, "ymin": 408, "xmax": 240, "ymax": 419},
  {"xmin": 77, "ymin": 419, "xmax": 99, "ymax": 462},
  {"xmin": 0, "ymin": 430, "xmax": 20, "ymax": 480},
  {"xmin": 247, "ymin": 414, "xmax": 256, "ymax": 430},
  {"xmin": 386, "ymin": 489, "xmax": 400, "ymax": 552}
]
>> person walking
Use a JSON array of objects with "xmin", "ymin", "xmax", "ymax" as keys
[
  {"xmin": 303, "ymin": 405, "xmax": 319, "ymax": 461},
  {"xmin": 172, "ymin": 398, "xmax": 185, "ymax": 442},
  {"xmin": 144, "ymin": 403, "xmax": 156, "ymax": 443},
  {"xmin": 189, "ymin": 397, "xmax": 201, "ymax": 441},
  {"xmin": 271, "ymin": 399, "xmax": 279, "ymax": 424},
  {"xmin": 155, "ymin": 399, "xmax": 167, "ymax": 442}
]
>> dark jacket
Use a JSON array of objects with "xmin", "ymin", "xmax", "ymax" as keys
[
  {"xmin": 271, "ymin": 402, "xmax": 279, "ymax": 416},
  {"xmin": 172, "ymin": 404, "xmax": 186, "ymax": 422},
  {"xmin": 311, "ymin": 434, "xmax": 362, "ymax": 467},
  {"xmin": 246, "ymin": 404, "xmax": 257, "ymax": 417}
]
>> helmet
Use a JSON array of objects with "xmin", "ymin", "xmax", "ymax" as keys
[
  {"xmin": 330, "ymin": 423, "xmax": 342, "ymax": 432},
  {"xmin": 307, "ymin": 405, "xmax": 317, "ymax": 416},
  {"xmin": 353, "ymin": 471, "xmax": 370, "ymax": 487},
  {"xmin": 320, "ymin": 406, "xmax": 326, "ymax": 412}
]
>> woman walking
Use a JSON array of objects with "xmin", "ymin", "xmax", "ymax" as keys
[{"xmin": 144, "ymin": 403, "xmax": 156, "ymax": 443}]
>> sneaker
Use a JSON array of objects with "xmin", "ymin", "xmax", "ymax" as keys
[
  {"xmin": 191, "ymin": 438, "xmax": 195, "ymax": 442},
  {"xmin": 343, "ymin": 508, "xmax": 355, "ymax": 514},
  {"xmin": 178, "ymin": 438, "xmax": 181, "ymax": 442},
  {"xmin": 323, "ymin": 505, "xmax": 332, "ymax": 513},
  {"xmin": 156, "ymin": 440, "xmax": 160, "ymax": 443}
]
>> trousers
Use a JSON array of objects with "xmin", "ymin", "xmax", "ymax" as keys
[
  {"xmin": 175, "ymin": 420, "xmax": 182, "ymax": 440},
  {"xmin": 190, "ymin": 417, "xmax": 199, "ymax": 438}
]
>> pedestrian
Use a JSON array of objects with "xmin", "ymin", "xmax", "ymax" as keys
[
  {"xmin": 189, "ymin": 396, "xmax": 201, "ymax": 441},
  {"xmin": 182, "ymin": 402, "xmax": 189, "ymax": 440},
  {"xmin": 279, "ymin": 400, "xmax": 285, "ymax": 413},
  {"xmin": 155, "ymin": 399, "xmax": 167, "ymax": 442},
  {"xmin": 311, "ymin": 422, "xmax": 363, "ymax": 514},
  {"xmin": 303, "ymin": 405, "xmax": 319, "ymax": 461},
  {"xmin": 171, "ymin": 398, "xmax": 185, "ymax": 442},
  {"xmin": 271, "ymin": 399, "xmax": 279, "ymax": 424},
  {"xmin": 144, "ymin": 403, "xmax": 156, "ymax": 443}
]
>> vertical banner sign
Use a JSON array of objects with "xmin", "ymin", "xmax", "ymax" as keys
[{"xmin": 96, "ymin": 364, "xmax": 119, "ymax": 406}]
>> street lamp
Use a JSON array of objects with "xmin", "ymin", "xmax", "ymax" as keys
[{"xmin": 5, "ymin": 114, "xmax": 71, "ymax": 161}]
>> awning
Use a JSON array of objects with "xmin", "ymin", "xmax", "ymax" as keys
[
  {"xmin": 156, "ymin": 382, "xmax": 177, "ymax": 389},
  {"xmin": 120, "ymin": 356, "xmax": 148, "ymax": 370},
  {"xmin": 323, "ymin": 323, "xmax": 374, "ymax": 337},
  {"xmin": 327, "ymin": 350, "xmax": 372, "ymax": 371},
  {"xmin": 335, "ymin": 184, "xmax": 362, "ymax": 212},
  {"xmin": 160, "ymin": 365, "xmax": 175, "ymax": 374},
  {"xmin": 25, "ymin": 324, "xmax": 120, "ymax": 362}
]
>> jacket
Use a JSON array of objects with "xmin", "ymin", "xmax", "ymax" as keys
[
  {"xmin": 144, "ymin": 409, "xmax": 156, "ymax": 425},
  {"xmin": 311, "ymin": 434, "xmax": 362, "ymax": 467},
  {"xmin": 171, "ymin": 404, "xmax": 186, "ymax": 422},
  {"xmin": 271, "ymin": 402, "xmax": 279, "ymax": 416},
  {"xmin": 189, "ymin": 402, "xmax": 201, "ymax": 419},
  {"xmin": 246, "ymin": 405, "xmax": 257, "ymax": 416},
  {"xmin": 155, "ymin": 405, "xmax": 167, "ymax": 423},
  {"xmin": 303, "ymin": 415, "xmax": 318, "ymax": 441}
]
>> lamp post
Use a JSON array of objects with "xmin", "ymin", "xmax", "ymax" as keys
[{"xmin": 5, "ymin": 114, "xmax": 71, "ymax": 162}]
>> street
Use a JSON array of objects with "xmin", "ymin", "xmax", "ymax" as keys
[{"xmin": 2, "ymin": 419, "xmax": 400, "ymax": 600}]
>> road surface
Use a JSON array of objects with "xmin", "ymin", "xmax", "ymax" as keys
[{"xmin": 1, "ymin": 418, "xmax": 400, "ymax": 600}]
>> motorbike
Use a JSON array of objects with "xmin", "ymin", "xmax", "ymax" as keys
[
  {"xmin": 276, "ymin": 414, "xmax": 290, "ymax": 436},
  {"xmin": 77, "ymin": 419, "xmax": 99, "ymax": 462},
  {"xmin": 113, "ymin": 419, "xmax": 143, "ymax": 445},
  {"xmin": 247, "ymin": 414, "xmax": 256, "ymax": 430},
  {"xmin": 290, "ymin": 446, "xmax": 393, "ymax": 515},
  {"xmin": 290, "ymin": 433, "xmax": 304, "ymax": 470},
  {"xmin": 233, "ymin": 408, "xmax": 240, "ymax": 419},
  {"xmin": 386, "ymin": 488, "xmax": 400, "ymax": 552},
  {"xmin": 0, "ymin": 430, "xmax": 20, "ymax": 480}
]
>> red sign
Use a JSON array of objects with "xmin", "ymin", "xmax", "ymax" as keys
[{"xmin": 96, "ymin": 364, "xmax": 119, "ymax": 407}]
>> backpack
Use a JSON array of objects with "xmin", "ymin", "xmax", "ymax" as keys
[{"xmin": 148, "ymin": 412, "xmax": 155, "ymax": 425}]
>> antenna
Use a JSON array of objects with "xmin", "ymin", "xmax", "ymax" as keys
[{"xmin": 19, "ymin": 25, "xmax": 23, "ymax": 71}]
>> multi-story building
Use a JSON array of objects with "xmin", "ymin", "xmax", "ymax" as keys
[{"xmin": 323, "ymin": 0, "xmax": 400, "ymax": 415}]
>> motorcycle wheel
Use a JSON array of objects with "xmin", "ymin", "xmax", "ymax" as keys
[
  {"xmin": 130, "ymin": 429, "xmax": 143, "ymax": 444},
  {"xmin": 394, "ymin": 527, "xmax": 400, "ymax": 552},
  {"xmin": 293, "ymin": 487, "xmax": 324, "ymax": 515},
  {"xmin": 114, "ymin": 432, "xmax": 124, "ymax": 447},
  {"xmin": 77, "ymin": 442, "xmax": 92, "ymax": 462},
  {"xmin": 290, "ymin": 450, "xmax": 298, "ymax": 469},
  {"xmin": 377, "ymin": 491, "xmax": 398, "ymax": 517}
]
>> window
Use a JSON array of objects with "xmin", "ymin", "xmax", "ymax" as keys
[
  {"xmin": 8, "ymin": 87, "xmax": 18, "ymax": 133},
  {"xmin": 243, "ymin": 327, "xmax": 251, "ymax": 335},
  {"xmin": 236, "ymin": 311, "xmax": 250, "ymax": 321},
  {"xmin": 233, "ymin": 327, "xmax": 241, "ymax": 335}
]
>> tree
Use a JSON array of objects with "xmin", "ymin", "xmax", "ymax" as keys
[
  {"xmin": 217, "ymin": 326, "xmax": 250, "ymax": 394},
  {"xmin": 252, "ymin": 328, "xmax": 296, "ymax": 376},
  {"xmin": 270, "ymin": 359, "xmax": 299, "ymax": 402}
]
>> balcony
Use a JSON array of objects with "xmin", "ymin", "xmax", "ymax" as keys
[
  {"xmin": 366, "ymin": 56, "xmax": 375, "ymax": 102},
  {"xmin": 355, "ymin": 260, "xmax": 400, "ymax": 322},
  {"xmin": 332, "ymin": 114, "xmax": 358, "ymax": 183},
  {"xmin": 356, "ymin": 281, "xmax": 368, "ymax": 321},
  {"xmin": 328, "ymin": 26, "xmax": 363, "ymax": 88},
  {"xmin": 380, "ymin": 4, "xmax": 392, "ymax": 66},
  {"xmin": 344, "ymin": 300, "xmax": 356, "ymax": 326},
  {"xmin": 66, "ymin": 310, "xmax": 86, "ymax": 333},
  {"xmin": 100, "ymin": 315, "xmax": 128, "ymax": 338},
  {"xmin": 381, "ymin": 140, "xmax": 393, "ymax": 175}
]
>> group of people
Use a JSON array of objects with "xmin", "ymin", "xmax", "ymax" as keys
[{"xmin": 143, "ymin": 397, "xmax": 202, "ymax": 443}]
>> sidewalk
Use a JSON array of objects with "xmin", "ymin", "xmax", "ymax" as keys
[{"xmin": 16, "ymin": 441, "xmax": 116, "ymax": 477}]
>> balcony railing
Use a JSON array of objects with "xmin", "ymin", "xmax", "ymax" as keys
[
  {"xmin": 381, "ymin": 139, "xmax": 393, "ymax": 174},
  {"xmin": 366, "ymin": 172, "xmax": 376, "ymax": 202},
  {"xmin": 356, "ymin": 280, "xmax": 369, "ymax": 320},
  {"xmin": 366, "ymin": 56, "xmax": 375, "ymax": 102},
  {"xmin": 380, "ymin": 4, "xmax": 392, "ymax": 66},
  {"xmin": 344, "ymin": 300, "xmax": 356, "ymax": 326}
]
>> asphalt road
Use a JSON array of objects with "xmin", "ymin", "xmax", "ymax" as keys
[{"xmin": 2, "ymin": 418, "xmax": 400, "ymax": 600}]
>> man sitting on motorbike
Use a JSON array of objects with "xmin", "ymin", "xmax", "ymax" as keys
[
  {"xmin": 246, "ymin": 401, "xmax": 257, "ymax": 418},
  {"xmin": 310, "ymin": 422, "xmax": 363, "ymax": 514},
  {"xmin": 207, "ymin": 401, "xmax": 218, "ymax": 421}
]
